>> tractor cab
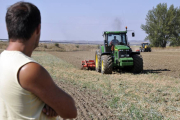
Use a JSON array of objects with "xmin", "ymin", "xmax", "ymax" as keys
[
  {"xmin": 102, "ymin": 28, "xmax": 134, "ymax": 53},
  {"xmin": 106, "ymin": 32, "xmax": 127, "ymax": 46},
  {"xmin": 142, "ymin": 43, "xmax": 149, "ymax": 47},
  {"xmin": 103, "ymin": 31, "xmax": 128, "ymax": 52}
]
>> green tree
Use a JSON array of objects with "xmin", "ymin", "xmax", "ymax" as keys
[
  {"xmin": 141, "ymin": 3, "xmax": 180, "ymax": 47},
  {"xmin": 169, "ymin": 6, "xmax": 180, "ymax": 46}
]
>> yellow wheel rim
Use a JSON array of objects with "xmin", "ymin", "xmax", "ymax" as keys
[
  {"xmin": 96, "ymin": 54, "xmax": 98, "ymax": 69},
  {"xmin": 101, "ymin": 60, "xmax": 104, "ymax": 71}
]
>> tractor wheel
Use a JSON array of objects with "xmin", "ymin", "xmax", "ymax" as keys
[
  {"xmin": 101, "ymin": 55, "xmax": 112, "ymax": 74},
  {"xmin": 131, "ymin": 54, "xmax": 143, "ymax": 73},
  {"xmin": 95, "ymin": 50, "xmax": 101, "ymax": 72}
]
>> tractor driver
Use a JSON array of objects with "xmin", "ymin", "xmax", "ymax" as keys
[
  {"xmin": 110, "ymin": 36, "xmax": 120, "ymax": 46},
  {"xmin": 110, "ymin": 36, "xmax": 120, "ymax": 51}
]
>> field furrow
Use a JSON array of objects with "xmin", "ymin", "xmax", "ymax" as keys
[{"xmin": 56, "ymin": 81, "xmax": 114, "ymax": 119}]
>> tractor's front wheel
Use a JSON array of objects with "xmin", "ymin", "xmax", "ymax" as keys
[
  {"xmin": 101, "ymin": 55, "xmax": 112, "ymax": 74},
  {"xmin": 131, "ymin": 54, "xmax": 143, "ymax": 73},
  {"xmin": 95, "ymin": 50, "xmax": 101, "ymax": 72},
  {"xmin": 142, "ymin": 48, "xmax": 145, "ymax": 52}
]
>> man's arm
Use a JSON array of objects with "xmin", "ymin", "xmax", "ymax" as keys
[
  {"xmin": 18, "ymin": 62, "xmax": 77, "ymax": 119},
  {"xmin": 42, "ymin": 104, "xmax": 58, "ymax": 117},
  {"xmin": 110, "ymin": 40, "xmax": 113, "ymax": 46}
]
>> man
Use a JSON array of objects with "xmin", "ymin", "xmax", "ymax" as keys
[
  {"xmin": 110, "ymin": 36, "xmax": 120, "ymax": 46},
  {"xmin": 110, "ymin": 36, "xmax": 120, "ymax": 51},
  {"xmin": 0, "ymin": 2, "xmax": 77, "ymax": 120}
]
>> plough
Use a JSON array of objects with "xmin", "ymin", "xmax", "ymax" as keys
[{"xmin": 81, "ymin": 60, "xmax": 95, "ymax": 70}]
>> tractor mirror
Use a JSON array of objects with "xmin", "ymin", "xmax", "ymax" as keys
[{"xmin": 132, "ymin": 32, "xmax": 135, "ymax": 37}]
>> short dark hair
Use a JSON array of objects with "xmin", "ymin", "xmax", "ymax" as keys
[{"xmin": 6, "ymin": 2, "xmax": 41, "ymax": 41}]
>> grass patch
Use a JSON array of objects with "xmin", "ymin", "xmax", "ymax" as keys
[{"xmin": 109, "ymin": 97, "xmax": 120, "ymax": 109}]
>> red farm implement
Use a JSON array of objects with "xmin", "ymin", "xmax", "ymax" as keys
[{"xmin": 81, "ymin": 60, "xmax": 95, "ymax": 70}]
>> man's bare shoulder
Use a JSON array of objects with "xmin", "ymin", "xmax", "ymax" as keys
[
  {"xmin": 18, "ymin": 62, "xmax": 50, "ymax": 91},
  {"xmin": 20, "ymin": 62, "xmax": 44, "ymax": 74}
]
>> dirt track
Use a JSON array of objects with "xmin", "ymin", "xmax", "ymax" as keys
[{"xmin": 142, "ymin": 52, "xmax": 180, "ymax": 78}]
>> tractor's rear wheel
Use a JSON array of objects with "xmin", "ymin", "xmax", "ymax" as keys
[
  {"xmin": 101, "ymin": 55, "xmax": 112, "ymax": 74},
  {"xmin": 95, "ymin": 50, "xmax": 101, "ymax": 72},
  {"xmin": 131, "ymin": 54, "xmax": 143, "ymax": 73}
]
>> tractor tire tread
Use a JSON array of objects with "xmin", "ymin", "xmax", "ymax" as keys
[
  {"xmin": 101, "ymin": 55, "xmax": 112, "ymax": 74},
  {"xmin": 131, "ymin": 54, "xmax": 143, "ymax": 73}
]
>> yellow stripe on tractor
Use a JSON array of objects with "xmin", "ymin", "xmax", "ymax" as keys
[
  {"xmin": 96, "ymin": 54, "xmax": 98, "ymax": 69},
  {"xmin": 101, "ymin": 60, "xmax": 104, "ymax": 72}
]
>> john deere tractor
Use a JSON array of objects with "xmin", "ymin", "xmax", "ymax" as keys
[
  {"xmin": 95, "ymin": 28, "xmax": 143, "ymax": 74},
  {"xmin": 139, "ymin": 42, "xmax": 151, "ymax": 52}
]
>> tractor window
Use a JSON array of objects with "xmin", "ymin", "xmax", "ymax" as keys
[
  {"xmin": 107, "ymin": 34, "xmax": 127, "ymax": 46},
  {"xmin": 121, "ymin": 34, "xmax": 126, "ymax": 44},
  {"xmin": 142, "ymin": 43, "xmax": 149, "ymax": 47}
]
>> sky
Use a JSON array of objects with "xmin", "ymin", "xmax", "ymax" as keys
[{"xmin": 0, "ymin": 0, "xmax": 180, "ymax": 42}]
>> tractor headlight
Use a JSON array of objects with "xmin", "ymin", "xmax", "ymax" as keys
[
  {"xmin": 121, "ymin": 55, "xmax": 125, "ymax": 57},
  {"xmin": 119, "ymin": 50, "xmax": 130, "ymax": 58}
]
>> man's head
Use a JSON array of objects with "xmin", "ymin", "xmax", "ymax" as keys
[
  {"xmin": 6, "ymin": 2, "xmax": 41, "ymax": 43},
  {"xmin": 114, "ymin": 36, "xmax": 116, "ymax": 39}
]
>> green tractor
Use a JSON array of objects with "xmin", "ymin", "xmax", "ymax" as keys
[{"xmin": 95, "ymin": 28, "xmax": 143, "ymax": 74}]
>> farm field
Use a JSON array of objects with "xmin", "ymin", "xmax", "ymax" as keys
[
  {"xmin": 46, "ymin": 47, "xmax": 180, "ymax": 119},
  {"xmin": 48, "ymin": 50, "xmax": 180, "ymax": 78},
  {"xmin": 1, "ymin": 44, "xmax": 180, "ymax": 119}
]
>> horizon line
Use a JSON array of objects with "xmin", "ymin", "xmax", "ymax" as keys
[{"xmin": 0, "ymin": 39, "xmax": 145, "ymax": 41}]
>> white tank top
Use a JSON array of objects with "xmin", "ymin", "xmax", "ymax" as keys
[{"xmin": 0, "ymin": 50, "xmax": 57, "ymax": 120}]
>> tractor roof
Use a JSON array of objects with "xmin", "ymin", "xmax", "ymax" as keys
[{"xmin": 104, "ymin": 31, "xmax": 127, "ymax": 34}]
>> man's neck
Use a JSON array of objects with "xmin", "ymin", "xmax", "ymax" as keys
[{"xmin": 6, "ymin": 40, "xmax": 33, "ymax": 57}]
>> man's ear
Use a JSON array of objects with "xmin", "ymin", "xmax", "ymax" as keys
[{"xmin": 36, "ymin": 24, "xmax": 41, "ymax": 35}]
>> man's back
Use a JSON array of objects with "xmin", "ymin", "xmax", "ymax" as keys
[
  {"xmin": 0, "ymin": 50, "xmax": 57, "ymax": 120},
  {"xmin": 1, "ymin": 2, "xmax": 77, "ymax": 119}
]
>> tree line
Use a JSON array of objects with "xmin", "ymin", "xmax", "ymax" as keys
[{"xmin": 141, "ymin": 3, "xmax": 180, "ymax": 47}]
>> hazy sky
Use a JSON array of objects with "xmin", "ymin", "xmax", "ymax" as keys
[{"xmin": 0, "ymin": 0, "xmax": 180, "ymax": 41}]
